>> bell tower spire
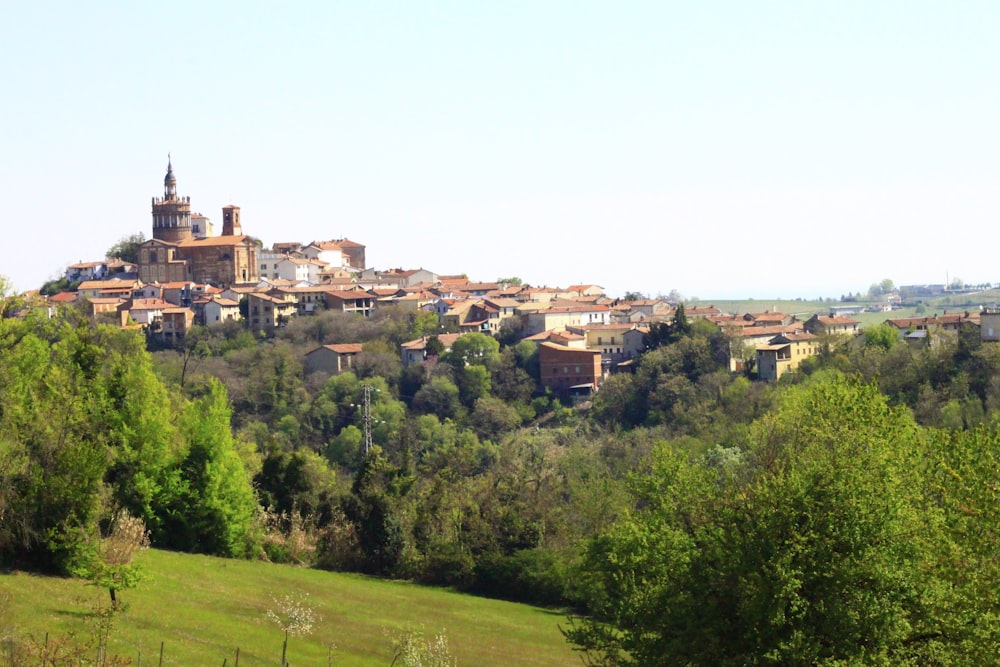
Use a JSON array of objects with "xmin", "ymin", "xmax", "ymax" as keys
[
  {"xmin": 164, "ymin": 153, "xmax": 177, "ymax": 199},
  {"xmin": 151, "ymin": 154, "xmax": 192, "ymax": 242}
]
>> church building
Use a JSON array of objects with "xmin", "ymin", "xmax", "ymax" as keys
[{"xmin": 138, "ymin": 158, "xmax": 260, "ymax": 287}]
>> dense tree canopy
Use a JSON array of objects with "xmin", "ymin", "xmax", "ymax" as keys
[{"xmin": 568, "ymin": 375, "xmax": 998, "ymax": 666}]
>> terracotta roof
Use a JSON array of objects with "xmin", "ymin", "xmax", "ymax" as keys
[
  {"xmin": 48, "ymin": 291, "xmax": 78, "ymax": 303},
  {"xmin": 319, "ymin": 343, "xmax": 364, "ymax": 354},
  {"xmin": 737, "ymin": 324, "xmax": 803, "ymax": 339},
  {"xmin": 540, "ymin": 341, "xmax": 601, "ymax": 354},
  {"xmin": 204, "ymin": 297, "xmax": 241, "ymax": 307},
  {"xmin": 178, "ymin": 235, "xmax": 253, "ymax": 248},
  {"xmin": 401, "ymin": 333, "xmax": 464, "ymax": 351},
  {"xmin": 575, "ymin": 323, "xmax": 640, "ymax": 331},
  {"xmin": 78, "ymin": 279, "xmax": 137, "ymax": 290},
  {"xmin": 129, "ymin": 298, "xmax": 173, "ymax": 310},
  {"xmin": 774, "ymin": 332, "xmax": 817, "ymax": 342},
  {"xmin": 813, "ymin": 314, "xmax": 858, "ymax": 325}
]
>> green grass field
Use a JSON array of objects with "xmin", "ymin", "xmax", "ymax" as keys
[{"xmin": 0, "ymin": 550, "xmax": 580, "ymax": 666}]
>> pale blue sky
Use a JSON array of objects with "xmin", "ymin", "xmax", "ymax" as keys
[{"xmin": 2, "ymin": 2, "xmax": 997, "ymax": 298}]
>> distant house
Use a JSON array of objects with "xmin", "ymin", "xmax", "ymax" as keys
[
  {"xmin": 982, "ymin": 309, "xmax": 1000, "ymax": 342},
  {"xmin": 201, "ymin": 296, "xmax": 242, "ymax": 326},
  {"xmin": 567, "ymin": 284, "xmax": 605, "ymax": 297},
  {"xmin": 66, "ymin": 260, "xmax": 111, "ymax": 283},
  {"xmin": 400, "ymin": 333, "xmax": 465, "ymax": 367},
  {"xmin": 159, "ymin": 307, "xmax": 195, "ymax": 346},
  {"xmin": 305, "ymin": 343, "xmax": 364, "ymax": 375},
  {"xmin": 523, "ymin": 303, "xmax": 610, "ymax": 335},
  {"xmin": 275, "ymin": 256, "xmax": 325, "ymax": 284},
  {"xmin": 685, "ymin": 305, "xmax": 724, "ymax": 319},
  {"xmin": 803, "ymin": 314, "xmax": 860, "ymax": 336},
  {"xmin": 122, "ymin": 298, "xmax": 173, "ymax": 326},
  {"xmin": 525, "ymin": 329, "xmax": 587, "ymax": 348},
  {"xmin": 624, "ymin": 298, "xmax": 672, "ymax": 321},
  {"xmin": 538, "ymin": 342, "xmax": 603, "ymax": 397},
  {"xmin": 887, "ymin": 313, "xmax": 979, "ymax": 338},
  {"xmin": 302, "ymin": 239, "xmax": 367, "ymax": 271},
  {"xmin": 567, "ymin": 323, "xmax": 646, "ymax": 366},
  {"xmin": 756, "ymin": 332, "xmax": 819, "ymax": 382},
  {"xmin": 324, "ymin": 290, "xmax": 374, "ymax": 317},
  {"xmin": 77, "ymin": 278, "xmax": 140, "ymax": 300},
  {"xmin": 246, "ymin": 292, "xmax": 297, "ymax": 334}
]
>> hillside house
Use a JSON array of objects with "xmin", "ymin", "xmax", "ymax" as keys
[
  {"xmin": 400, "ymin": 333, "xmax": 465, "ymax": 367},
  {"xmin": 538, "ymin": 342, "xmax": 603, "ymax": 397},
  {"xmin": 803, "ymin": 314, "xmax": 860, "ymax": 336},
  {"xmin": 200, "ymin": 296, "xmax": 242, "ymax": 326},
  {"xmin": 305, "ymin": 343, "xmax": 364, "ymax": 375},
  {"xmin": 756, "ymin": 332, "xmax": 819, "ymax": 381}
]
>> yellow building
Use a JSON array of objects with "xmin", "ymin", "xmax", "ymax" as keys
[{"xmin": 756, "ymin": 332, "xmax": 819, "ymax": 381}]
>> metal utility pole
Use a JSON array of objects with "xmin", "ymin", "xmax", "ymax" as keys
[{"xmin": 361, "ymin": 383, "xmax": 373, "ymax": 455}]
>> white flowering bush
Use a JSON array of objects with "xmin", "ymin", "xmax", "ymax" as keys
[
  {"xmin": 266, "ymin": 592, "xmax": 321, "ymax": 665},
  {"xmin": 390, "ymin": 628, "xmax": 456, "ymax": 667}
]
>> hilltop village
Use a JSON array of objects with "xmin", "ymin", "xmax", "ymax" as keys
[{"xmin": 32, "ymin": 159, "xmax": 1000, "ymax": 391}]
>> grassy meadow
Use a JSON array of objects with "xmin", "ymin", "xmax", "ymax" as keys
[{"xmin": 0, "ymin": 549, "xmax": 580, "ymax": 666}]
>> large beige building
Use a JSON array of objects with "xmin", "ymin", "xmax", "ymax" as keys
[{"xmin": 138, "ymin": 158, "xmax": 260, "ymax": 288}]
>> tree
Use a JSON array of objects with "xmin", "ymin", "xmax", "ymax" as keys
[
  {"xmin": 105, "ymin": 232, "xmax": 146, "ymax": 264},
  {"xmin": 160, "ymin": 380, "xmax": 259, "ymax": 557},
  {"xmin": 76, "ymin": 509, "xmax": 150, "ymax": 609},
  {"xmin": 0, "ymin": 275, "xmax": 26, "ymax": 317},
  {"xmin": 342, "ymin": 446, "xmax": 408, "ymax": 575},
  {"xmin": 445, "ymin": 332, "xmax": 500, "ymax": 369},
  {"xmin": 567, "ymin": 377, "xmax": 953, "ymax": 666},
  {"xmin": 412, "ymin": 376, "xmax": 462, "ymax": 421},
  {"xmin": 863, "ymin": 322, "xmax": 898, "ymax": 351},
  {"xmin": 469, "ymin": 395, "xmax": 521, "ymax": 441}
]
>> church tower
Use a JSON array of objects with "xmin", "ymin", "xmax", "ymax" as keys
[
  {"xmin": 151, "ymin": 156, "xmax": 193, "ymax": 243},
  {"xmin": 221, "ymin": 204, "xmax": 243, "ymax": 236}
]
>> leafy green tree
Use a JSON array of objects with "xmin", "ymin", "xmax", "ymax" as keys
[
  {"xmin": 105, "ymin": 232, "xmax": 146, "ymax": 264},
  {"xmin": 161, "ymin": 380, "xmax": 259, "ymax": 557},
  {"xmin": 469, "ymin": 396, "xmax": 521, "ymax": 441},
  {"xmin": 342, "ymin": 446, "xmax": 408, "ymax": 574},
  {"xmin": 568, "ymin": 377, "xmax": 952, "ymax": 666},
  {"xmin": 445, "ymin": 332, "xmax": 500, "ymax": 369},
  {"xmin": 75, "ymin": 509, "xmax": 150, "ymax": 609},
  {"xmin": 455, "ymin": 364, "xmax": 491, "ymax": 409},
  {"xmin": 0, "ymin": 320, "xmax": 110, "ymax": 572},
  {"xmin": 863, "ymin": 322, "xmax": 899, "ymax": 351},
  {"xmin": 412, "ymin": 376, "xmax": 462, "ymax": 421},
  {"xmin": 425, "ymin": 335, "xmax": 446, "ymax": 358}
]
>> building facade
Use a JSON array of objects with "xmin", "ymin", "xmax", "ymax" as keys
[{"xmin": 138, "ymin": 159, "xmax": 259, "ymax": 288}]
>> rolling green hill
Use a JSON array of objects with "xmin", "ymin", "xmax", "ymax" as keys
[{"xmin": 0, "ymin": 549, "xmax": 579, "ymax": 666}]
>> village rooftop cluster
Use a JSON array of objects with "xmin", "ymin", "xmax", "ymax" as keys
[{"xmin": 22, "ymin": 159, "xmax": 1000, "ymax": 392}]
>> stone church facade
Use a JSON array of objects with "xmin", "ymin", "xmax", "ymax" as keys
[{"xmin": 138, "ymin": 158, "xmax": 260, "ymax": 288}]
